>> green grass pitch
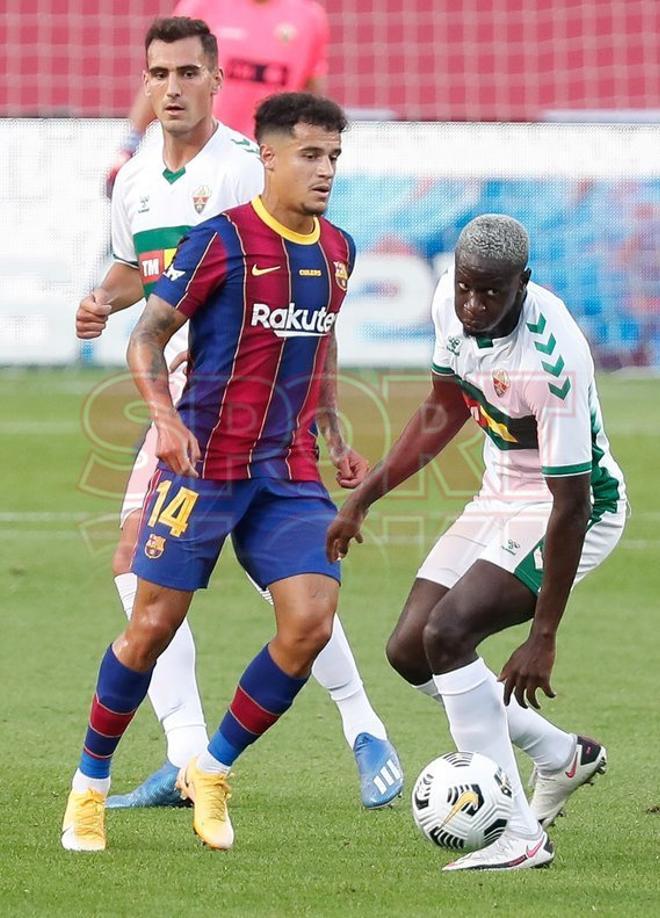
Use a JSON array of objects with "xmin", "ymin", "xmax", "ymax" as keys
[{"xmin": 1, "ymin": 368, "xmax": 659, "ymax": 916}]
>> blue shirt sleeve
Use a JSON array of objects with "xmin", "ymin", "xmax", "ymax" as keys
[{"xmin": 153, "ymin": 222, "xmax": 229, "ymax": 318}]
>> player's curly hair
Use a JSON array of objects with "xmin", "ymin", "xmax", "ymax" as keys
[
  {"xmin": 145, "ymin": 17, "xmax": 218, "ymax": 68},
  {"xmin": 254, "ymin": 93, "xmax": 348, "ymax": 142}
]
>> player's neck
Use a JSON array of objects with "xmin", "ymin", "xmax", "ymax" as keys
[
  {"xmin": 258, "ymin": 191, "xmax": 317, "ymax": 236},
  {"xmin": 162, "ymin": 117, "xmax": 218, "ymax": 172}
]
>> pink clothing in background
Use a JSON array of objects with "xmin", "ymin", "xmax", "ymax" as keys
[{"xmin": 174, "ymin": 0, "xmax": 329, "ymax": 137}]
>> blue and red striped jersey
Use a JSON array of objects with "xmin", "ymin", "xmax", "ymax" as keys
[{"xmin": 153, "ymin": 197, "xmax": 355, "ymax": 481}]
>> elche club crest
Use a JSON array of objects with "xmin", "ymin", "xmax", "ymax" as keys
[
  {"xmin": 334, "ymin": 261, "xmax": 348, "ymax": 291},
  {"xmin": 492, "ymin": 368, "xmax": 510, "ymax": 398},
  {"xmin": 192, "ymin": 185, "xmax": 211, "ymax": 214}
]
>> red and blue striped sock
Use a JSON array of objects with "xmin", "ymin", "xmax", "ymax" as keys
[
  {"xmin": 79, "ymin": 646, "xmax": 153, "ymax": 779},
  {"xmin": 208, "ymin": 645, "xmax": 308, "ymax": 767}
]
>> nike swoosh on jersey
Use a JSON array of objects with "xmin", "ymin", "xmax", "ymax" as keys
[{"xmin": 252, "ymin": 264, "xmax": 281, "ymax": 276}]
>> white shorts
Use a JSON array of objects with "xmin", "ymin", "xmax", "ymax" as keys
[
  {"xmin": 417, "ymin": 496, "xmax": 627, "ymax": 595},
  {"xmin": 120, "ymin": 360, "xmax": 187, "ymax": 527}
]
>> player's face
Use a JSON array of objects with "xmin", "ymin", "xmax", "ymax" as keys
[
  {"xmin": 144, "ymin": 37, "xmax": 221, "ymax": 136},
  {"xmin": 454, "ymin": 255, "xmax": 530, "ymax": 337},
  {"xmin": 261, "ymin": 123, "xmax": 342, "ymax": 216}
]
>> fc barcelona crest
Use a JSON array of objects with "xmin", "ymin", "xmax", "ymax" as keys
[
  {"xmin": 192, "ymin": 185, "xmax": 211, "ymax": 214},
  {"xmin": 145, "ymin": 534, "xmax": 166, "ymax": 559},
  {"xmin": 492, "ymin": 368, "xmax": 510, "ymax": 398},
  {"xmin": 334, "ymin": 261, "xmax": 348, "ymax": 291}
]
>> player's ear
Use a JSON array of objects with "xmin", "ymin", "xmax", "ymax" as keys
[
  {"xmin": 260, "ymin": 143, "xmax": 276, "ymax": 172},
  {"xmin": 142, "ymin": 69, "xmax": 151, "ymax": 97},
  {"xmin": 210, "ymin": 66, "xmax": 223, "ymax": 95},
  {"xmin": 521, "ymin": 267, "xmax": 531, "ymax": 288}
]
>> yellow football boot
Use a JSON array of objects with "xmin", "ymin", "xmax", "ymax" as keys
[
  {"xmin": 61, "ymin": 789, "xmax": 106, "ymax": 851},
  {"xmin": 176, "ymin": 757, "xmax": 234, "ymax": 850}
]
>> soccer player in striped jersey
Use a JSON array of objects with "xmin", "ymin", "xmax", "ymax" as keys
[
  {"xmin": 78, "ymin": 16, "xmax": 401, "ymax": 816},
  {"xmin": 328, "ymin": 215, "xmax": 626, "ymax": 871},
  {"xmin": 63, "ymin": 92, "xmax": 398, "ymax": 853}
]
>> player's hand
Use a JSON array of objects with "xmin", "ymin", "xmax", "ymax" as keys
[
  {"xmin": 329, "ymin": 445, "xmax": 370, "ymax": 489},
  {"xmin": 169, "ymin": 350, "xmax": 189, "ymax": 374},
  {"xmin": 76, "ymin": 288, "xmax": 113, "ymax": 339},
  {"xmin": 155, "ymin": 410, "xmax": 201, "ymax": 478},
  {"xmin": 498, "ymin": 634, "xmax": 557, "ymax": 710},
  {"xmin": 326, "ymin": 498, "xmax": 366, "ymax": 561}
]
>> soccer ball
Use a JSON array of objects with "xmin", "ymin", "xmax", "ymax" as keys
[{"xmin": 412, "ymin": 751, "xmax": 513, "ymax": 853}]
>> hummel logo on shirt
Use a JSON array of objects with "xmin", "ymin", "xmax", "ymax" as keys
[{"xmin": 164, "ymin": 264, "xmax": 186, "ymax": 282}]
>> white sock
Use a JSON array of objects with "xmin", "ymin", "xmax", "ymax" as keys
[
  {"xmin": 414, "ymin": 677, "xmax": 442, "ymax": 700},
  {"xmin": 434, "ymin": 658, "xmax": 540, "ymax": 839},
  {"xmin": 72, "ymin": 769, "xmax": 111, "ymax": 795},
  {"xmin": 504, "ymin": 691, "xmax": 576, "ymax": 774},
  {"xmin": 196, "ymin": 749, "xmax": 231, "ymax": 775},
  {"xmin": 415, "ymin": 675, "xmax": 575, "ymax": 774},
  {"xmin": 311, "ymin": 615, "xmax": 387, "ymax": 748},
  {"xmin": 114, "ymin": 573, "xmax": 209, "ymax": 767}
]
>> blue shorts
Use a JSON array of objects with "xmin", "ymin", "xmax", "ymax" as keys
[{"xmin": 132, "ymin": 471, "xmax": 341, "ymax": 592}]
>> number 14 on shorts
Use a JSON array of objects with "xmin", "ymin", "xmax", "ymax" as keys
[{"xmin": 148, "ymin": 480, "xmax": 198, "ymax": 537}]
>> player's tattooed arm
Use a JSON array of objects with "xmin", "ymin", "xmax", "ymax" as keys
[
  {"xmin": 316, "ymin": 330, "xmax": 370, "ymax": 489},
  {"xmin": 127, "ymin": 297, "xmax": 200, "ymax": 477},
  {"xmin": 316, "ymin": 330, "xmax": 342, "ymax": 447}
]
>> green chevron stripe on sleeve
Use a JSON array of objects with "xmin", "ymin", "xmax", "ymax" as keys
[
  {"xmin": 548, "ymin": 378, "xmax": 571, "ymax": 399},
  {"xmin": 534, "ymin": 333, "xmax": 556, "ymax": 355},
  {"xmin": 541, "ymin": 354, "xmax": 565, "ymax": 377},
  {"xmin": 526, "ymin": 313, "xmax": 546, "ymax": 334},
  {"xmin": 431, "ymin": 363, "xmax": 457, "ymax": 377},
  {"xmin": 542, "ymin": 461, "xmax": 592, "ymax": 476}
]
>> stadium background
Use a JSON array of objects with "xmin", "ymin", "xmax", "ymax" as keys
[{"xmin": 1, "ymin": 0, "xmax": 659, "ymax": 369}]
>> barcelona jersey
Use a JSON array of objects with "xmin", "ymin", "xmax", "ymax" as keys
[{"xmin": 152, "ymin": 197, "xmax": 355, "ymax": 482}]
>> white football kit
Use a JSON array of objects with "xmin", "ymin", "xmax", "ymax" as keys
[
  {"xmin": 111, "ymin": 122, "xmax": 264, "ymax": 523},
  {"xmin": 418, "ymin": 268, "xmax": 627, "ymax": 594}
]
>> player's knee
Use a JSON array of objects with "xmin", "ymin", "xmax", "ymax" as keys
[
  {"xmin": 112, "ymin": 513, "xmax": 141, "ymax": 577},
  {"xmin": 112, "ymin": 540, "xmax": 134, "ymax": 577},
  {"xmin": 278, "ymin": 610, "xmax": 334, "ymax": 663},
  {"xmin": 128, "ymin": 609, "xmax": 178, "ymax": 663},
  {"xmin": 422, "ymin": 605, "xmax": 473, "ymax": 670},
  {"xmin": 386, "ymin": 630, "xmax": 427, "ymax": 685},
  {"xmin": 299, "ymin": 614, "xmax": 334, "ymax": 656}
]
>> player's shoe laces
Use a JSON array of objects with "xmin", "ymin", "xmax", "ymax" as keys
[
  {"xmin": 176, "ymin": 757, "xmax": 234, "ymax": 850},
  {"xmin": 61, "ymin": 789, "xmax": 106, "ymax": 852},
  {"xmin": 105, "ymin": 761, "xmax": 186, "ymax": 809},
  {"xmin": 353, "ymin": 733, "xmax": 404, "ymax": 809},
  {"xmin": 529, "ymin": 735, "xmax": 608, "ymax": 828},
  {"xmin": 442, "ymin": 829, "xmax": 554, "ymax": 872}
]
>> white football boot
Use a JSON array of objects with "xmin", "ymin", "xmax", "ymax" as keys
[
  {"xmin": 442, "ymin": 828, "xmax": 554, "ymax": 872},
  {"xmin": 529, "ymin": 735, "xmax": 607, "ymax": 828}
]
